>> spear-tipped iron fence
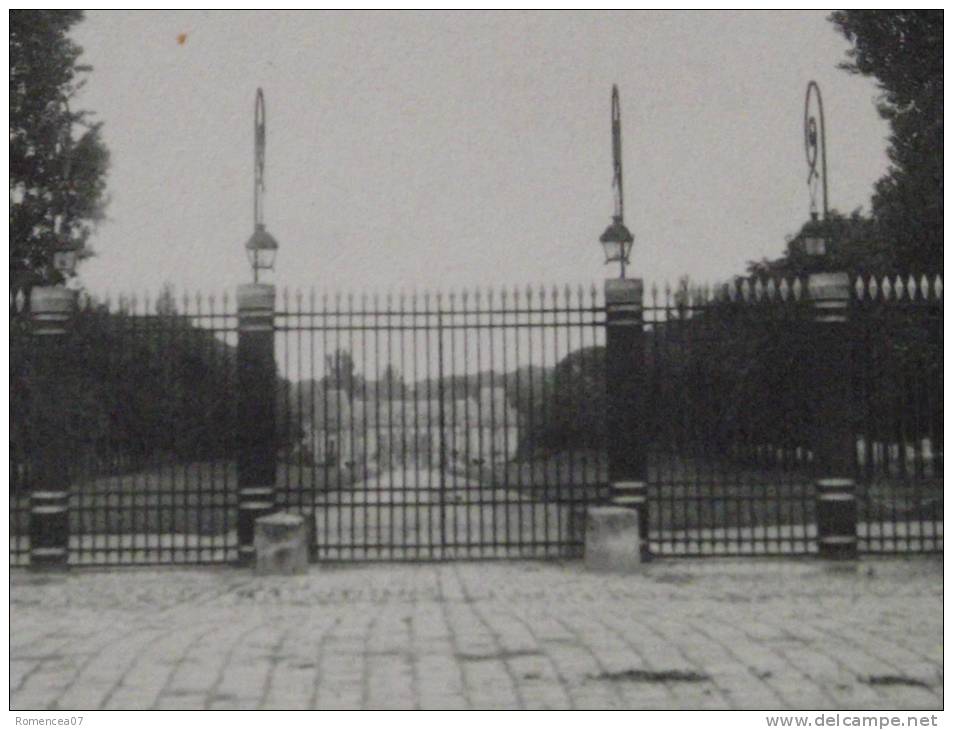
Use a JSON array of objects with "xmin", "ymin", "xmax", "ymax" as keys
[{"xmin": 9, "ymin": 273, "xmax": 942, "ymax": 565}]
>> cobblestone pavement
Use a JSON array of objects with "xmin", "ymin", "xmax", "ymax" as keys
[{"xmin": 11, "ymin": 558, "xmax": 942, "ymax": 710}]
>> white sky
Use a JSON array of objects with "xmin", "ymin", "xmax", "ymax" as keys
[{"xmin": 70, "ymin": 10, "xmax": 890, "ymax": 300}]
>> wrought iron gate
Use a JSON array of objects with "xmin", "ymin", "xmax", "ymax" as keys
[
  {"xmin": 11, "ymin": 290, "xmax": 241, "ymax": 566},
  {"xmin": 10, "ymin": 274, "xmax": 942, "ymax": 567},
  {"xmin": 273, "ymin": 287, "xmax": 607, "ymax": 560}
]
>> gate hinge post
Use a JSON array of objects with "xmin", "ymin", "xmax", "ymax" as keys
[
  {"xmin": 236, "ymin": 283, "xmax": 278, "ymax": 565},
  {"xmin": 601, "ymin": 277, "xmax": 650, "ymax": 563},
  {"xmin": 28, "ymin": 286, "xmax": 77, "ymax": 569},
  {"xmin": 808, "ymin": 272, "xmax": 857, "ymax": 559}
]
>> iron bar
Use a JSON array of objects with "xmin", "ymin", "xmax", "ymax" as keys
[{"xmin": 8, "ymin": 277, "xmax": 941, "ymax": 565}]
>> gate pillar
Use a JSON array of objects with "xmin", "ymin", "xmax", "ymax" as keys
[
  {"xmin": 236, "ymin": 283, "xmax": 277, "ymax": 565},
  {"xmin": 28, "ymin": 286, "xmax": 76, "ymax": 569},
  {"xmin": 603, "ymin": 278, "xmax": 649, "ymax": 561},
  {"xmin": 807, "ymin": 272, "xmax": 857, "ymax": 559}
]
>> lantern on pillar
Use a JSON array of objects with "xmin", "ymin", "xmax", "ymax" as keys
[
  {"xmin": 52, "ymin": 236, "xmax": 80, "ymax": 278},
  {"xmin": 246, "ymin": 223, "xmax": 279, "ymax": 275},
  {"xmin": 599, "ymin": 216, "xmax": 634, "ymax": 271}
]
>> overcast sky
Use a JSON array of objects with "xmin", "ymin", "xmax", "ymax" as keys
[{"xmin": 71, "ymin": 10, "xmax": 890, "ymax": 300}]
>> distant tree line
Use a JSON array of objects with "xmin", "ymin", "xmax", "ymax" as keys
[
  {"xmin": 11, "ymin": 301, "xmax": 244, "ymax": 492},
  {"xmin": 513, "ymin": 289, "xmax": 938, "ymax": 471}
]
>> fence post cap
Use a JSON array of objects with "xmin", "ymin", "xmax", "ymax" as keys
[
  {"xmin": 237, "ymin": 283, "xmax": 276, "ymax": 312},
  {"xmin": 29, "ymin": 286, "xmax": 76, "ymax": 315},
  {"xmin": 807, "ymin": 271, "xmax": 850, "ymax": 301},
  {"xmin": 604, "ymin": 277, "xmax": 643, "ymax": 305}
]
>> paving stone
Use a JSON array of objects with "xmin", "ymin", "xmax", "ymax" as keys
[{"xmin": 10, "ymin": 558, "xmax": 942, "ymax": 710}]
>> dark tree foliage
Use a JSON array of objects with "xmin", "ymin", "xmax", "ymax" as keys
[
  {"xmin": 644, "ymin": 300, "xmax": 817, "ymax": 462},
  {"xmin": 746, "ymin": 12, "xmax": 940, "ymax": 280},
  {"xmin": 11, "ymin": 305, "xmax": 240, "ymax": 487},
  {"xmin": 10, "ymin": 10, "xmax": 109, "ymax": 288},
  {"xmin": 517, "ymin": 347, "xmax": 606, "ymax": 455},
  {"xmin": 379, "ymin": 365, "xmax": 406, "ymax": 401},
  {"xmin": 635, "ymin": 290, "xmax": 939, "ymax": 473},
  {"xmin": 830, "ymin": 10, "xmax": 942, "ymax": 273},
  {"xmin": 747, "ymin": 209, "xmax": 895, "ymax": 279},
  {"xmin": 324, "ymin": 350, "xmax": 360, "ymax": 396}
]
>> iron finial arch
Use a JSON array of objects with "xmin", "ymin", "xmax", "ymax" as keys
[
  {"xmin": 254, "ymin": 87, "xmax": 266, "ymax": 227},
  {"xmin": 611, "ymin": 84, "xmax": 624, "ymax": 221},
  {"xmin": 804, "ymin": 80, "xmax": 828, "ymax": 220}
]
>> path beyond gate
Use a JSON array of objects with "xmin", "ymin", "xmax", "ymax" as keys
[
  {"xmin": 10, "ymin": 273, "xmax": 943, "ymax": 566},
  {"xmin": 270, "ymin": 287, "xmax": 606, "ymax": 561}
]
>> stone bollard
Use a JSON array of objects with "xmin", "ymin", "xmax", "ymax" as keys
[
  {"xmin": 585, "ymin": 506, "xmax": 642, "ymax": 573},
  {"xmin": 254, "ymin": 512, "xmax": 308, "ymax": 575},
  {"xmin": 611, "ymin": 479, "xmax": 650, "ymax": 562}
]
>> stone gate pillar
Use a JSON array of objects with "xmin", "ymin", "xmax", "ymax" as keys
[
  {"xmin": 236, "ymin": 283, "xmax": 277, "ymax": 564},
  {"xmin": 28, "ymin": 285, "xmax": 76, "ymax": 568},
  {"xmin": 808, "ymin": 271, "xmax": 857, "ymax": 559},
  {"xmin": 603, "ymin": 277, "xmax": 649, "ymax": 561}
]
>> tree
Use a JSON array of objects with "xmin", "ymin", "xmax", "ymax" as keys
[
  {"xmin": 519, "ymin": 347, "xmax": 606, "ymax": 454},
  {"xmin": 154, "ymin": 282, "xmax": 178, "ymax": 315},
  {"xmin": 746, "ymin": 209, "xmax": 894, "ymax": 279},
  {"xmin": 379, "ymin": 364, "xmax": 405, "ymax": 400},
  {"xmin": 830, "ymin": 11, "xmax": 942, "ymax": 272},
  {"xmin": 10, "ymin": 10, "xmax": 109, "ymax": 289},
  {"xmin": 324, "ymin": 350, "xmax": 358, "ymax": 395}
]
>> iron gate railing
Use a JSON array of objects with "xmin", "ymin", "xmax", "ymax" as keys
[
  {"xmin": 852, "ymin": 275, "xmax": 942, "ymax": 553},
  {"xmin": 273, "ymin": 286, "xmax": 607, "ymax": 560},
  {"xmin": 641, "ymin": 274, "xmax": 942, "ymax": 556},
  {"xmin": 9, "ymin": 273, "xmax": 942, "ymax": 566},
  {"xmin": 11, "ymin": 290, "xmax": 240, "ymax": 566},
  {"xmin": 643, "ymin": 277, "xmax": 819, "ymax": 555}
]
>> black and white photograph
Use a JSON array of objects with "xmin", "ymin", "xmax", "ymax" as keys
[{"xmin": 8, "ymin": 9, "xmax": 942, "ymax": 716}]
